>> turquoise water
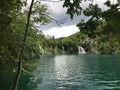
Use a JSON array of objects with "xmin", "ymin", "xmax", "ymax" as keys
[{"xmin": 1, "ymin": 54, "xmax": 120, "ymax": 90}]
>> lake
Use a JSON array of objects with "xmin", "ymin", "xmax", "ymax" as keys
[{"xmin": 1, "ymin": 54, "xmax": 120, "ymax": 90}]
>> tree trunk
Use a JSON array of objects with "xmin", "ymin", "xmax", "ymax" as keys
[{"xmin": 13, "ymin": 0, "xmax": 34, "ymax": 90}]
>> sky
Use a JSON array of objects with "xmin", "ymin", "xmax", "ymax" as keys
[
  {"xmin": 39, "ymin": 0, "xmax": 91, "ymax": 38},
  {"xmin": 36, "ymin": 0, "xmax": 83, "ymax": 38},
  {"xmin": 27, "ymin": 0, "xmax": 116, "ymax": 38}
]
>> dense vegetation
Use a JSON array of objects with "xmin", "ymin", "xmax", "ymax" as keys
[
  {"xmin": 61, "ymin": 0, "xmax": 120, "ymax": 54},
  {"xmin": 0, "ymin": 0, "xmax": 52, "ymax": 89},
  {"xmin": 0, "ymin": 0, "xmax": 120, "ymax": 89},
  {"xmin": 59, "ymin": 31, "xmax": 120, "ymax": 54}
]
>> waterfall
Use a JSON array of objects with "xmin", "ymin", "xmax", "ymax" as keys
[
  {"xmin": 39, "ymin": 45, "xmax": 44, "ymax": 55},
  {"xmin": 62, "ymin": 46, "xmax": 65, "ymax": 53},
  {"xmin": 78, "ymin": 46, "xmax": 86, "ymax": 54}
]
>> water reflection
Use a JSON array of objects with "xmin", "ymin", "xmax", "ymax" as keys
[
  {"xmin": 54, "ymin": 55, "xmax": 77, "ymax": 80},
  {"xmin": 53, "ymin": 55, "xmax": 86, "ymax": 89},
  {"xmin": 1, "ymin": 55, "xmax": 120, "ymax": 90},
  {"xmin": 36, "ymin": 54, "xmax": 120, "ymax": 90},
  {"xmin": 0, "ymin": 63, "xmax": 43, "ymax": 90}
]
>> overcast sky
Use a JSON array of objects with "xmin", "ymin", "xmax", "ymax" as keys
[
  {"xmin": 39, "ymin": 0, "xmax": 88, "ymax": 38},
  {"xmin": 28, "ymin": 0, "xmax": 116, "ymax": 38}
]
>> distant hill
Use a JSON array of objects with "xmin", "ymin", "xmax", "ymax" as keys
[{"xmin": 56, "ymin": 31, "xmax": 120, "ymax": 54}]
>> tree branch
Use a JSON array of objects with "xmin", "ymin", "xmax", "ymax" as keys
[{"xmin": 13, "ymin": 0, "xmax": 34, "ymax": 90}]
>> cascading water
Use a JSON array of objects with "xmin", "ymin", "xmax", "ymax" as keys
[
  {"xmin": 78, "ymin": 46, "xmax": 86, "ymax": 54},
  {"xmin": 62, "ymin": 46, "xmax": 65, "ymax": 53}
]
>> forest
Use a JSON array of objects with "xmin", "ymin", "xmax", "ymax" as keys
[{"xmin": 0, "ymin": 0, "xmax": 120, "ymax": 90}]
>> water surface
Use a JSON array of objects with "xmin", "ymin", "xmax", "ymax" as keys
[
  {"xmin": 1, "ymin": 54, "xmax": 120, "ymax": 90},
  {"xmin": 34, "ymin": 54, "xmax": 120, "ymax": 90}
]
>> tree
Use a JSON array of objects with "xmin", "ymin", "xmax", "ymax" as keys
[
  {"xmin": 62, "ymin": 0, "xmax": 120, "ymax": 54},
  {"xmin": 0, "ymin": 0, "xmax": 26, "ymax": 63},
  {"xmin": 12, "ymin": 0, "xmax": 51, "ymax": 89},
  {"xmin": 0, "ymin": 0, "xmax": 51, "ymax": 89},
  {"xmin": 64, "ymin": 0, "xmax": 120, "ymax": 41}
]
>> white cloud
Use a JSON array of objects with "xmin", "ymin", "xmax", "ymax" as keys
[
  {"xmin": 46, "ymin": 1, "xmax": 66, "ymax": 15},
  {"xmin": 43, "ymin": 25, "xmax": 79, "ymax": 38}
]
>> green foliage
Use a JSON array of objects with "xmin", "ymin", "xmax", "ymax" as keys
[
  {"xmin": 63, "ymin": 0, "xmax": 82, "ymax": 19},
  {"xmin": 31, "ymin": 3, "xmax": 51, "ymax": 25},
  {"xmin": 103, "ymin": 2, "xmax": 120, "ymax": 40},
  {"xmin": 83, "ymin": 4, "xmax": 102, "ymax": 17},
  {"xmin": 58, "ymin": 32, "xmax": 88, "ymax": 53},
  {"xmin": 77, "ymin": 4, "xmax": 103, "ymax": 38},
  {"xmin": 63, "ymin": 0, "xmax": 93, "ymax": 19},
  {"xmin": 0, "ymin": 0, "xmax": 51, "ymax": 67},
  {"xmin": 60, "ymin": 31, "xmax": 120, "ymax": 54},
  {"xmin": 64, "ymin": 0, "xmax": 120, "ymax": 44},
  {"xmin": 0, "ymin": 0, "xmax": 26, "ymax": 63},
  {"xmin": 0, "ymin": 0, "xmax": 26, "ymax": 29}
]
